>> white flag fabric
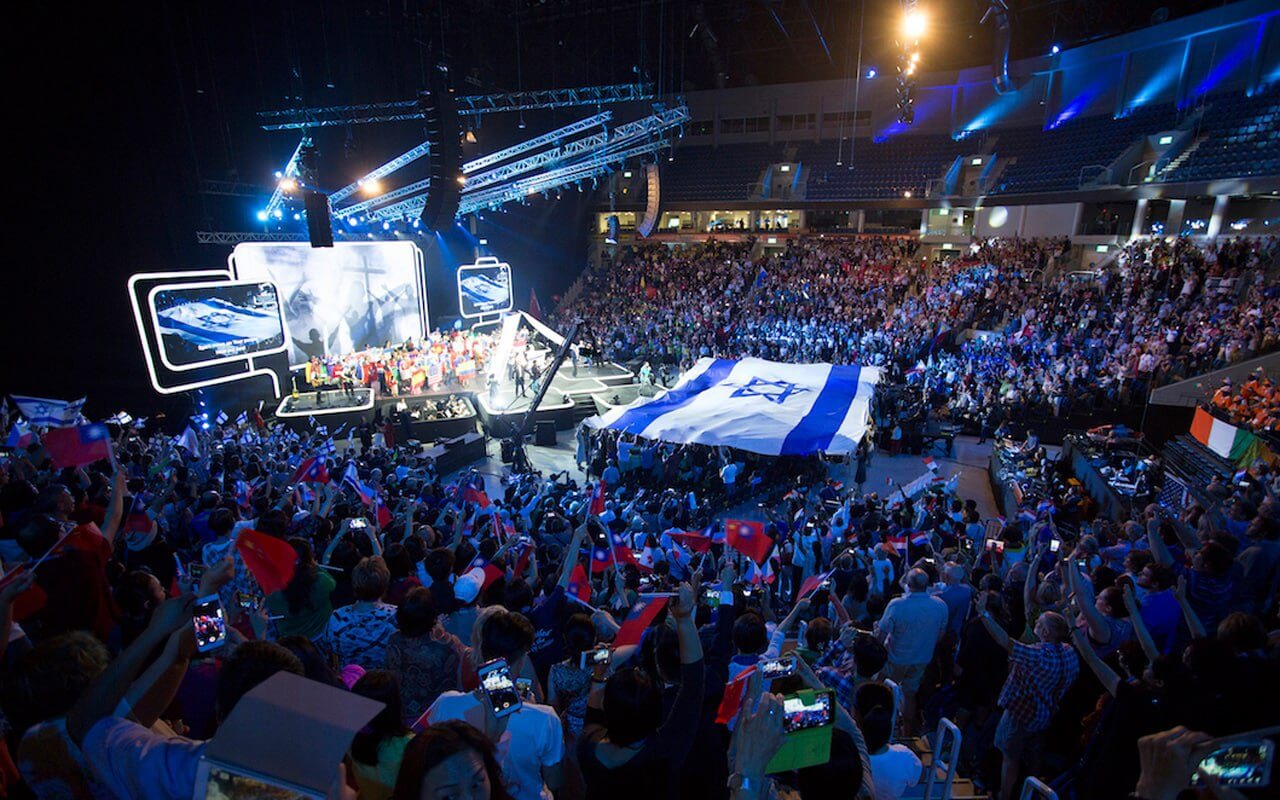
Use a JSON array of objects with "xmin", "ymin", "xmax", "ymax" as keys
[
  {"xmin": 10, "ymin": 395, "xmax": 87, "ymax": 428},
  {"xmin": 174, "ymin": 426, "xmax": 202, "ymax": 457},
  {"xmin": 585, "ymin": 357, "xmax": 879, "ymax": 456}
]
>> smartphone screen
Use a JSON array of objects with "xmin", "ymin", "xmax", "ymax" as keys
[
  {"xmin": 1050, "ymin": 539, "xmax": 1062, "ymax": 553},
  {"xmin": 193, "ymin": 594, "xmax": 227, "ymax": 653},
  {"xmin": 703, "ymin": 588, "xmax": 722, "ymax": 608},
  {"xmin": 188, "ymin": 562, "xmax": 207, "ymax": 582},
  {"xmin": 760, "ymin": 655, "xmax": 797, "ymax": 681},
  {"xmin": 1191, "ymin": 741, "xmax": 1273, "ymax": 788},
  {"xmin": 580, "ymin": 645, "xmax": 611, "ymax": 670},
  {"xmin": 478, "ymin": 659, "xmax": 522, "ymax": 718},
  {"xmin": 782, "ymin": 691, "xmax": 833, "ymax": 733},
  {"xmin": 349, "ymin": 518, "xmax": 368, "ymax": 530},
  {"xmin": 235, "ymin": 591, "xmax": 261, "ymax": 611},
  {"xmin": 515, "ymin": 677, "xmax": 534, "ymax": 700}
]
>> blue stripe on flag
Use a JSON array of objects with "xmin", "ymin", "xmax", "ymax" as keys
[
  {"xmin": 609, "ymin": 359, "xmax": 737, "ymax": 434},
  {"xmin": 779, "ymin": 365, "xmax": 862, "ymax": 455}
]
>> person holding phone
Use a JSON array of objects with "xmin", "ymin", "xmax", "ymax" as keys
[
  {"xmin": 578, "ymin": 582, "xmax": 704, "ymax": 800},
  {"xmin": 547, "ymin": 614, "xmax": 598, "ymax": 736}
]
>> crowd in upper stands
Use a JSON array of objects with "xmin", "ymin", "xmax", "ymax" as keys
[
  {"xmin": 558, "ymin": 235, "xmax": 1280, "ymax": 429},
  {"xmin": 1211, "ymin": 370, "xmax": 1280, "ymax": 433}
]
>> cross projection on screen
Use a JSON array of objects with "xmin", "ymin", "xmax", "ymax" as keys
[
  {"xmin": 230, "ymin": 241, "xmax": 427, "ymax": 366},
  {"xmin": 149, "ymin": 281, "xmax": 287, "ymax": 370}
]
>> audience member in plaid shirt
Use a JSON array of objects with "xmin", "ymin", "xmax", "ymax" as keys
[
  {"xmin": 811, "ymin": 626, "xmax": 889, "ymax": 714},
  {"xmin": 978, "ymin": 593, "xmax": 1078, "ymax": 800}
]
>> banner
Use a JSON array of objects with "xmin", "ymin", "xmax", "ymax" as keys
[{"xmin": 585, "ymin": 358, "xmax": 879, "ymax": 456}]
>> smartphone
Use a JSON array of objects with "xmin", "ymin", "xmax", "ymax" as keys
[
  {"xmin": 703, "ymin": 587, "xmax": 722, "ymax": 608},
  {"xmin": 188, "ymin": 562, "xmax": 207, "ymax": 582},
  {"xmin": 1075, "ymin": 558, "xmax": 1089, "ymax": 571},
  {"xmin": 959, "ymin": 538, "xmax": 974, "ymax": 554},
  {"xmin": 760, "ymin": 655, "xmax": 797, "ymax": 681},
  {"xmin": 349, "ymin": 518, "xmax": 368, "ymax": 531},
  {"xmin": 235, "ymin": 591, "xmax": 262, "ymax": 611},
  {"xmin": 741, "ymin": 585, "xmax": 757, "ymax": 598},
  {"xmin": 1050, "ymin": 539, "xmax": 1062, "ymax": 553},
  {"xmin": 515, "ymin": 677, "xmax": 534, "ymax": 701},
  {"xmin": 192, "ymin": 594, "xmax": 228, "ymax": 653},
  {"xmin": 782, "ymin": 691, "xmax": 834, "ymax": 733},
  {"xmin": 477, "ymin": 659, "xmax": 522, "ymax": 719},
  {"xmin": 579, "ymin": 645, "xmax": 611, "ymax": 670},
  {"xmin": 1190, "ymin": 738, "xmax": 1274, "ymax": 789},
  {"xmin": 986, "ymin": 539, "xmax": 1005, "ymax": 554}
]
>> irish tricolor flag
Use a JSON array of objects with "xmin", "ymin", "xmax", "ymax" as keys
[{"xmin": 1190, "ymin": 408, "xmax": 1269, "ymax": 465}]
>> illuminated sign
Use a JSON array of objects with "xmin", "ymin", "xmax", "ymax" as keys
[{"xmin": 457, "ymin": 257, "xmax": 514, "ymax": 319}]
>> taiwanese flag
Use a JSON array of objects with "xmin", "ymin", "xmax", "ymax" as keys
[
  {"xmin": 715, "ymin": 665, "xmax": 758, "ymax": 724},
  {"xmin": 466, "ymin": 556, "xmax": 505, "ymax": 591},
  {"xmin": 609, "ymin": 532, "xmax": 639, "ymax": 567},
  {"xmin": 291, "ymin": 456, "xmax": 331, "ymax": 485},
  {"xmin": 42, "ymin": 424, "xmax": 112, "ymax": 468},
  {"xmin": 588, "ymin": 480, "xmax": 607, "ymax": 515},
  {"xmin": 235, "ymin": 529, "xmax": 297, "ymax": 594},
  {"xmin": 373, "ymin": 496, "xmax": 393, "ymax": 529},
  {"xmin": 589, "ymin": 545, "xmax": 614, "ymax": 574},
  {"xmin": 613, "ymin": 595, "xmax": 669, "ymax": 648},
  {"xmin": 797, "ymin": 569, "xmax": 834, "ymax": 601},
  {"xmin": 462, "ymin": 483, "xmax": 491, "ymax": 509},
  {"xmin": 567, "ymin": 563, "xmax": 592, "ymax": 603},
  {"xmin": 725, "ymin": 519, "xmax": 773, "ymax": 565},
  {"xmin": 669, "ymin": 531, "xmax": 713, "ymax": 554},
  {"xmin": 745, "ymin": 557, "xmax": 775, "ymax": 585},
  {"xmin": 514, "ymin": 542, "xmax": 535, "ymax": 577}
]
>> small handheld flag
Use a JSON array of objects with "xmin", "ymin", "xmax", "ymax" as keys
[{"xmin": 613, "ymin": 595, "xmax": 669, "ymax": 648}]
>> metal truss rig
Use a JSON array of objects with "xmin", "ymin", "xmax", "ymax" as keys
[
  {"xmin": 257, "ymin": 83, "xmax": 655, "ymax": 131},
  {"xmin": 196, "ymin": 231, "xmax": 309, "ymax": 245}
]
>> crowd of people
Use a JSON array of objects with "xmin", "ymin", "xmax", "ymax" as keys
[
  {"xmin": 1211, "ymin": 369, "xmax": 1279, "ymax": 433},
  {"xmin": 0, "ymin": 231, "xmax": 1277, "ymax": 800},
  {"xmin": 558, "ymin": 235, "xmax": 1280, "ymax": 433},
  {"xmin": 0, "ymin": 386, "xmax": 1276, "ymax": 800}
]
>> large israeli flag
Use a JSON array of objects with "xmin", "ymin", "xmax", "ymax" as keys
[
  {"xmin": 585, "ymin": 358, "xmax": 879, "ymax": 456},
  {"xmin": 10, "ymin": 395, "xmax": 87, "ymax": 428}
]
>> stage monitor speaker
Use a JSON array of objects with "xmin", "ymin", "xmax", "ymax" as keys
[
  {"xmin": 636, "ymin": 163, "xmax": 661, "ymax": 237},
  {"xmin": 419, "ymin": 68, "xmax": 462, "ymax": 231},
  {"xmin": 500, "ymin": 438, "xmax": 515, "ymax": 463},
  {"xmin": 304, "ymin": 190, "xmax": 333, "ymax": 248},
  {"xmin": 535, "ymin": 421, "xmax": 557, "ymax": 446}
]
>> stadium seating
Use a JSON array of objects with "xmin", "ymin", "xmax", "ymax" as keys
[
  {"xmin": 1162, "ymin": 85, "xmax": 1280, "ymax": 183},
  {"xmin": 661, "ymin": 143, "xmax": 784, "ymax": 202},
  {"xmin": 800, "ymin": 135, "xmax": 970, "ymax": 200}
]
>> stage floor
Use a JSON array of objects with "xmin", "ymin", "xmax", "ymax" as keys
[{"xmin": 474, "ymin": 362, "xmax": 634, "ymax": 416}]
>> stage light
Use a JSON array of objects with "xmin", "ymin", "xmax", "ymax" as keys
[
  {"xmin": 360, "ymin": 179, "xmax": 383, "ymax": 196},
  {"xmin": 456, "ymin": 175, "xmax": 466, "ymax": 186},
  {"xmin": 903, "ymin": 190, "xmax": 913, "ymax": 198},
  {"xmin": 293, "ymin": 213, "xmax": 301, "ymax": 220},
  {"xmin": 257, "ymin": 210, "xmax": 269, "ymax": 222},
  {"xmin": 903, "ymin": 10, "xmax": 927, "ymax": 39},
  {"xmin": 347, "ymin": 216, "xmax": 357, "ymax": 226},
  {"xmin": 278, "ymin": 177, "xmax": 298, "ymax": 193},
  {"xmin": 866, "ymin": 68, "xmax": 877, "ymax": 79},
  {"xmin": 382, "ymin": 221, "xmax": 391, "ymax": 230},
  {"xmin": 273, "ymin": 209, "xmax": 284, "ymax": 220},
  {"xmin": 1051, "ymin": 44, "xmax": 1061, "ymax": 55},
  {"xmin": 479, "ymin": 238, "xmax": 488, "ymax": 245},
  {"xmin": 274, "ymin": 171, "xmax": 283, "ymax": 179}
]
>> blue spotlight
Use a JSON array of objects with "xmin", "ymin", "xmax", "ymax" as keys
[
  {"xmin": 866, "ymin": 68, "xmax": 878, "ymax": 79},
  {"xmin": 1050, "ymin": 44, "xmax": 1060, "ymax": 55},
  {"xmin": 347, "ymin": 216, "xmax": 357, "ymax": 226},
  {"xmin": 256, "ymin": 210, "xmax": 268, "ymax": 222},
  {"xmin": 382, "ymin": 221, "xmax": 391, "ymax": 231}
]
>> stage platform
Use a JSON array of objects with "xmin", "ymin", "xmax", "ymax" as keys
[
  {"xmin": 274, "ymin": 389, "xmax": 479, "ymax": 441},
  {"xmin": 475, "ymin": 362, "xmax": 634, "ymax": 435}
]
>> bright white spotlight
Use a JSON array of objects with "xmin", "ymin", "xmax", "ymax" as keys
[
  {"xmin": 278, "ymin": 177, "xmax": 298, "ymax": 193},
  {"xmin": 903, "ymin": 10, "xmax": 927, "ymax": 39},
  {"xmin": 256, "ymin": 210, "xmax": 269, "ymax": 222},
  {"xmin": 866, "ymin": 68, "xmax": 877, "ymax": 79},
  {"xmin": 1051, "ymin": 44, "xmax": 1061, "ymax": 55},
  {"xmin": 903, "ymin": 190, "xmax": 913, "ymax": 198},
  {"xmin": 361, "ymin": 179, "xmax": 383, "ymax": 196}
]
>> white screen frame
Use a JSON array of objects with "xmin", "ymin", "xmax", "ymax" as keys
[
  {"xmin": 457, "ymin": 257, "xmax": 514, "ymax": 319},
  {"xmin": 147, "ymin": 279, "xmax": 289, "ymax": 372}
]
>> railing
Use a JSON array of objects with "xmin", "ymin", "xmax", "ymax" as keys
[
  {"xmin": 1078, "ymin": 164, "xmax": 1112, "ymax": 187},
  {"xmin": 1127, "ymin": 159, "xmax": 1156, "ymax": 185}
]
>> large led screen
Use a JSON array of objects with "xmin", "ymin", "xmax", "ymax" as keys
[
  {"xmin": 230, "ymin": 241, "xmax": 427, "ymax": 365},
  {"xmin": 149, "ymin": 281, "xmax": 287, "ymax": 370},
  {"xmin": 457, "ymin": 258, "xmax": 513, "ymax": 318}
]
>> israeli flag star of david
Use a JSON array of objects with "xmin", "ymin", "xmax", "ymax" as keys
[{"xmin": 585, "ymin": 357, "xmax": 879, "ymax": 456}]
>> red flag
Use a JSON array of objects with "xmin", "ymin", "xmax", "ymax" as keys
[
  {"xmin": 725, "ymin": 519, "xmax": 773, "ymax": 564},
  {"xmin": 462, "ymin": 485, "xmax": 491, "ymax": 508},
  {"xmin": 529, "ymin": 288, "xmax": 544, "ymax": 321},
  {"xmin": 886, "ymin": 534, "xmax": 908, "ymax": 554},
  {"xmin": 589, "ymin": 481, "xmax": 607, "ymax": 516},
  {"xmin": 567, "ymin": 563, "xmax": 592, "ymax": 603},
  {"xmin": 589, "ymin": 545, "xmax": 614, "ymax": 574},
  {"xmin": 42, "ymin": 424, "xmax": 112, "ymax": 468},
  {"xmin": 613, "ymin": 595, "xmax": 669, "ymax": 648},
  {"xmin": 0, "ymin": 564, "xmax": 46, "ymax": 621},
  {"xmin": 715, "ymin": 666, "xmax": 758, "ymax": 724},
  {"xmin": 235, "ymin": 529, "xmax": 297, "ymax": 595},
  {"xmin": 514, "ymin": 543, "xmax": 534, "ymax": 577},
  {"xmin": 669, "ymin": 531, "xmax": 712, "ymax": 554},
  {"xmin": 797, "ymin": 569, "xmax": 834, "ymax": 601},
  {"xmin": 290, "ymin": 456, "xmax": 331, "ymax": 485}
]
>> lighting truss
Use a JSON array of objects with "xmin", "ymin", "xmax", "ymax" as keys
[
  {"xmin": 462, "ymin": 112, "xmax": 611, "ymax": 174},
  {"xmin": 335, "ymin": 178, "xmax": 431, "ymax": 218},
  {"xmin": 329, "ymin": 141, "xmax": 431, "ymax": 205},
  {"xmin": 360, "ymin": 105, "xmax": 688, "ymax": 222},
  {"xmin": 257, "ymin": 83, "xmax": 653, "ymax": 131},
  {"xmin": 264, "ymin": 136, "xmax": 310, "ymax": 217},
  {"xmin": 196, "ymin": 231, "xmax": 309, "ymax": 245}
]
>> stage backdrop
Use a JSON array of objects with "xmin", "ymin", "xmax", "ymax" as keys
[
  {"xmin": 230, "ymin": 241, "xmax": 427, "ymax": 366},
  {"xmin": 585, "ymin": 357, "xmax": 879, "ymax": 456}
]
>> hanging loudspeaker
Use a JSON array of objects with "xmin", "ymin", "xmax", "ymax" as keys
[
  {"xmin": 636, "ymin": 163, "xmax": 661, "ymax": 238},
  {"xmin": 419, "ymin": 67, "xmax": 462, "ymax": 231},
  {"xmin": 304, "ymin": 190, "xmax": 333, "ymax": 248}
]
